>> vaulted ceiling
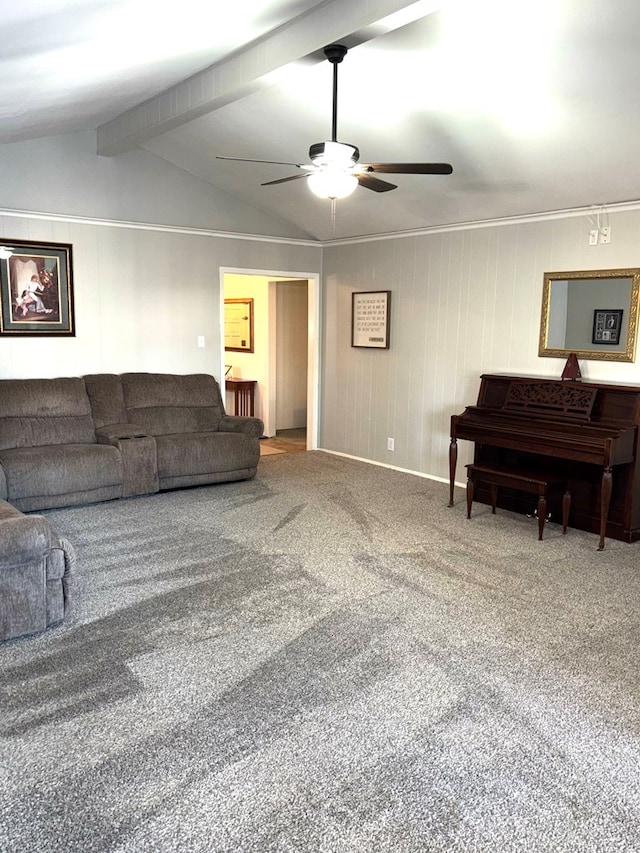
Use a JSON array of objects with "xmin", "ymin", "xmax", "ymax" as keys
[{"xmin": 3, "ymin": 0, "xmax": 640, "ymax": 241}]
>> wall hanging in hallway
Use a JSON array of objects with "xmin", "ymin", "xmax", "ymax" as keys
[{"xmin": 224, "ymin": 298, "xmax": 254, "ymax": 352}]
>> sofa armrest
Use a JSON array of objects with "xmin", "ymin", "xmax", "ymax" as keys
[
  {"xmin": 48, "ymin": 535, "xmax": 76, "ymax": 620},
  {"xmin": 95, "ymin": 425, "xmax": 159, "ymax": 498},
  {"xmin": 218, "ymin": 415, "xmax": 264, "ymax": 438},
  {"xmin": 0, "ymin": 462, "xmax": 7, "ymax": 501},
  {"xmin": 95, "ymin": 423, "xmax": 148, "ymax": 443},
  {"xmin": 0, "ymin": 514, "xmax": 50, "ymax": 565}
]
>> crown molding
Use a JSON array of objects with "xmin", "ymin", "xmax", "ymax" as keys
[
  {"xmin": 319, "ymin": 199, "xmax": 640, "ymax": 247},
  {"xmin": 0, "ymin": 208, "xmax": 320, "ymax": 247},
  {"xmin": 3, "ymin": 199, "xmax": 640, "ymax": 249}
]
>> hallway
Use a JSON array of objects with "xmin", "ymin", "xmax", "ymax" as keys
[{"xmin": 259, "ymin": 428, "xmax": 307, "ymax": 456}]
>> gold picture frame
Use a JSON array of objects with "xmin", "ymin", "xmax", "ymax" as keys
[{"xmin": 539, "ymin": 268, "xmax": 640, "ymax": 362}]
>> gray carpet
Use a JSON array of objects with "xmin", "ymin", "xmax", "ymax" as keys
[{"xmin": 2, "ymin": 451, "xmax": 640, "ymax": 852}]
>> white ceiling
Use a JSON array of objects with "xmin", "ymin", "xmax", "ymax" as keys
[{"xmin": 3, "ymin": 0, "xmax": 640, "ymax": 241}]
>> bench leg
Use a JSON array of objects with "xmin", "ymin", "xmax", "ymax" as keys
[
  {"xmin": 490, "ymin": 484, "xmax": 498, "ymax": 514},
  {"xmin": 537, "ymin": 495, "xmax": 547, "ymax": 540},
  {"xmin": 562, "ymin": 490, "xmax": 571, "ymax": 534},
  {"xmin": 466, "ymin": 476, "xmax": 474, "ymax": 519}
]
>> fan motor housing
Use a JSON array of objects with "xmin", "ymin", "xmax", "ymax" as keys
[{"xmin": 309, "ymin": 141, "xmax": 360, "ymax": 166}]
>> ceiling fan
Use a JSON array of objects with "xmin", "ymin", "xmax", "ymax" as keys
[{"xmin": 217, "ymin": 44, "xmax": 453, "ymax": 199}]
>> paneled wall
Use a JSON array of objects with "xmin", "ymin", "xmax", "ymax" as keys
[
  {"xmin": 321, "ymin": 209, "xmax": 640, "ymax": 483},
  {"xmin": 4, "ymin": 129, "xmax": 640, "ymax": 488},
  {"xmin": 0, "ymin": 213, "xmax": 320, "ymax": 381}
]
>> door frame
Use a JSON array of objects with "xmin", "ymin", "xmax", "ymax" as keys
[{"xmin": 220, "ymin": 267, "xmax": 320, "ymax": 449}]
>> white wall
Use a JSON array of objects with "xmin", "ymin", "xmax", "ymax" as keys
[
  {"xmin": 0, "ymin": 131, "xmax": 321, "ymax": 383},
  {"xmin": 320, "ymin": 208, "xmax": 640, "ymax": 484},
  {"xmin": 0, "ymin": 215, "xmax": 320, "ymax": 381},
  {"xmin": 0, "ymin": 131, "xmax": 312, "ymax": 239},
  {"xmin": 276, "ymin": 281, "xmax": 308, "ymax": 431}
]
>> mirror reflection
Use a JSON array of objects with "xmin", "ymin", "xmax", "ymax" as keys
[{"xmin": 539, "ymin": 268, "xmax": 640, "ymax": 362}]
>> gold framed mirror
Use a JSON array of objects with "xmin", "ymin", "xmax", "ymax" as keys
[{"xmin": 539, "ymin": 268, "xmax": 640, "ymax": 362}]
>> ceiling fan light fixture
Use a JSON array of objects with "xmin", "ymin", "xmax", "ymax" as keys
[
  {"xmin": 307, "ymin": 169, "xmax": 358, "ymax": 199},
  {"xmin": 310, "ymin": 141, "xmax": 359, "ymax": 167}
]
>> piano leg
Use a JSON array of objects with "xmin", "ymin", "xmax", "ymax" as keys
[
  {"xmin": 562, "ymin": 490, "xmax": 571, "ymax": 535},
  {"xmin": 448, "ymin": 437, "xmax": 458, "ymax": 507},
  {"xmin": 490, "ymin": 484, "xmax": 498, "ymax": 514},
  {"xmin": 466, "ymin": 475, "xmax": 474, "ymax": 518},
  {"xmin": 537, "ymin": 495, "xmax": 547, "ymax": 540},
  {"xmin": 599, "ymin": 466, "xmax": 613, "ymax": 551}
]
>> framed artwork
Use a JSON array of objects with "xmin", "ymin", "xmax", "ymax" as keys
[
  {"xmin": 0, "ymin": 239, "xmax": 75, "ymax": 336},
  {"xmin": 351, "ymin": 290, "xmax": 391, "ymax": 349},
  {"xmin": 592, "ymin": 309, "xmax": 623, "ymax": 345},
  {"xmin": 224, "ymin": 298, "xmax": 254, "ymax": 352}
]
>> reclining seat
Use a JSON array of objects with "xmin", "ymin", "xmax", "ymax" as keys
[
  {"xmin": 120, "ymin": 373, "xmax": 262, "ymax": 490},
  {"xmin": 0, "ymin": 499, "xmax": 76, "ymax": 641},
  {"xmin": 0, "ymin": 378, "xmax": 123, "ymax": 512}
]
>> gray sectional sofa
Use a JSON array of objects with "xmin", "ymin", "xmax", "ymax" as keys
[
  {"xmin": 0, "ymin": 371, "xmax": 263, "ymax": 640},
  {"xmin": 0, "ymin": 371, "xmax": 263, "ymax": 512}
]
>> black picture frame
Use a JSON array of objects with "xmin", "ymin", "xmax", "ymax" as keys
[
  {"xmin": 0, "ymin": 239, "xmax": 75, "ymax": 336},
  {"xmin": 351, "ymin": 290, "xmax": 391, "ymax": 349},
  {"xmin": 592, "ymin": 309, "xmax": 623, "ymax": 345}
]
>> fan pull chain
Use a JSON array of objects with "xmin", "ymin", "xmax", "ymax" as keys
[{"xmin": 331, "ymin": 198, "xmax": 337, "ymax": 237}]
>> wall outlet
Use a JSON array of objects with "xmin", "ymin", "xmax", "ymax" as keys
[
  {"xmin": 600, "ymin": 226, "xmax": 611, "ymax": 244},
  {"xmin": 589, "ymin": 229, "xmax": 599, "ymax": 246},
  {"xmin": 197, "ymin": 336, "xmax": 205, "ymax": 348},
  {"xmin": 387, "ymin": 437, "xmax": 394, "ymax": 451}
]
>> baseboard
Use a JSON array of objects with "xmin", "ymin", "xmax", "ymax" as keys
[{"xmin": 317, "ymin": 447, "xmax": 452, "ymax": 486}]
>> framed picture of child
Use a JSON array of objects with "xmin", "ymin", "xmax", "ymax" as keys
[{"xmin": 0, "ymin": 239, "xmax": 75, "ymax": 336}]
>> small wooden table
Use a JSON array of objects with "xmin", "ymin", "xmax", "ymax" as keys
[{"xmin": 225, "ymin": 378, "xmax": 256, "ymax": 417}]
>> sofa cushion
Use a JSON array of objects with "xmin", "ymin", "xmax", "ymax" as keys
[
  {"xmin": 0, "ymin": 378, "xmax": 96, "ymax": 449},
  {"xmin": 0, "ymin": 443, "xmax": 123, "ymax": 502},
  {"xmin": 155, "ymin": 431, "xmax": 260, "ymax": 479},
  {"xmin": 121, "ymin": 373, "xmax": 224, "ymax": 436},
  {"xmin": 83, "ymin": 373, "xmax": 128, "ymax": 429}
]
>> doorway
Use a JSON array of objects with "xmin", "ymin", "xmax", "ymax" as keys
[
  {"xmin": 274, "ymin": 279, "xmax": 308, "ymax": 442},
  {"xmin": 220, "ymin": 268, "xmax": 319, "ymax": 449},
  {"xmin": 259, "ymin": 429, "xmax": 308, "ymax": 456}
]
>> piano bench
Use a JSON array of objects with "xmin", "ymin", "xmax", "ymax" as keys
[{"xmin": 465, "ymin": 463, "xmax": 570, "ymax": 541}]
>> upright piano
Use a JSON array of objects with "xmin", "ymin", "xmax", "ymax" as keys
[{"xmin": 449, "ymin": 374, "xmax": 640, "ymax": 549}]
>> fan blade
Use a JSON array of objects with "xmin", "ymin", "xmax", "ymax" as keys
[
  {"xmin": 217, "ymin": 155, "xmax": 306, "ymax": 168},
  {"xmin": 357, "ymin": 173, "xmax": 397, "ymax": 193},
  {"xmin": 261, "ymin": 173, "xmax": 309, "ymax": 187},
  {"xmin": 362, "ymin": 163, "xmax": 454, "ymax": 175}
]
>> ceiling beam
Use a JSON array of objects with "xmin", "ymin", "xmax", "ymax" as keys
[{"xmin": 97, "ymin": 0, "xmax": 441, "ymax": 156}]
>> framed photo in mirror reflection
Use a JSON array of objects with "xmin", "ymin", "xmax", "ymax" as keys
[{"xmin": 592, "ymin": 309, "xmax": 623, "ymax": 345}]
